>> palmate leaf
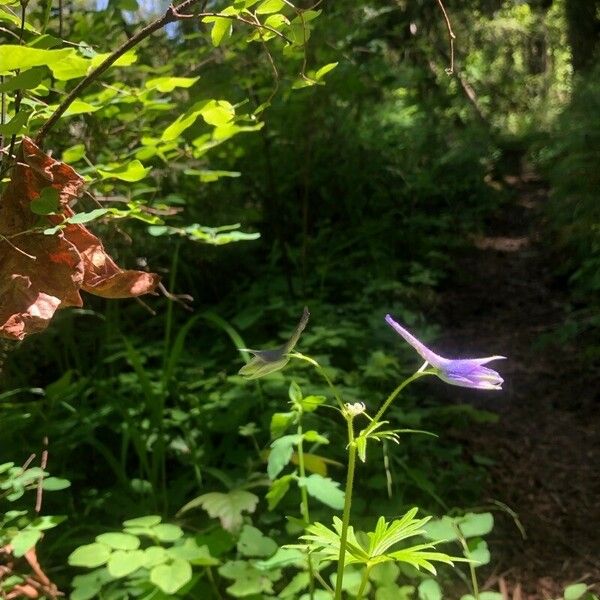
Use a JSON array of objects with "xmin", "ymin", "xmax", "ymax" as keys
[
  {"xmin": 367, "ymin": 509, "xmax": 431, "ymax": 555},
  {"xmin": 298, "ymin": 509, "xmax": 461, "ymax": 574}
]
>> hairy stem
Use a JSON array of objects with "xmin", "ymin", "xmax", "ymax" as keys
[
  {"xmin": 334, "ymin": 414, "xmax": 356, "ymax": 600},
  {"xmin": 297, "ymin": 416, "xmax": 315, "ymax": 600},
  {"xmin": 355, "ymin": 564, "xmax": 371, "ymax": 600}
]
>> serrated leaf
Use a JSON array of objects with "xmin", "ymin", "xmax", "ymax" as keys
[
  {"xmin": 178, "ymin": 489, "xmax": 258, "ymax": 532},
  {"xmin": 218, "ymin": 560, "xmax": 282, "ymax": 597},
  {"xmin": 167, "ymin": 539, "xmax": 219, "ymax": 566},
  {"xmin": 270, "ymin": 412, "xmax": 295, "ymax": 438},
  {"xmin": 268, "ymin": 434, "xmax": 299, "ymax": 479},
  {"xmin": 237, "ymin": 525, "xmax": 277, "ymax": 557},
  {"xmin": 266, "ymin": 474, "xmax": 293, "ymax": 510},
  {"xmin": 300, "ymin": 474, "xmax": 344, "ymax": 509},
  {"xmin": 288, "ymin": 380, "xmax": 302, "ymax": 404}
]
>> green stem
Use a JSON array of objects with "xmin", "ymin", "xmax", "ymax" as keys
[
  {"xmin": 355, "ymin": 565, "xmax": 372, "ymax": 600},
  {"xmin": 456, "ymin": 529, "xmax": 480, "ymax": 600},
  {"xmin": 334, "ymin": 415, "xmax": 357, "ymax": 600},
  {"xmin": 371, "ymin": 370, "xmax": 432, "ymax": 426},
  {"xmin": 315, "ymin": 364, "xmax": 345, "ymax": 411},
  {"xmin": 297, "ymin": 415, "xmax": 315, "ymax": 600}
]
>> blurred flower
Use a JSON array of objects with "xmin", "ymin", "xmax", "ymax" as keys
[
  {"xmin": 345, "ymin": 402, "xmax": 366, "ymax": 417},
  {"xmin": 238, "ymin": 307, "xmax": 310, "ymax": 379},
  {"xmin": 385, "ymin": 314, "xmax": 505, "ymax": 390}
]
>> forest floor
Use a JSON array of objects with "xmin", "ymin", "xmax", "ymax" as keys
[{"xmin": 438, "ymin": 165, "xmax": 600, "ymax": 599}]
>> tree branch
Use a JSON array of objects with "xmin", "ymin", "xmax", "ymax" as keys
[
  {"xmin": 436, "ymin": 0, "xmax": 456, "ymax": 75},
  {"xmin": 34, "ymin": 0, "xmax": 203, "ymax": 145}
]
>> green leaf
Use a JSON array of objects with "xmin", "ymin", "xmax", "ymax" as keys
[
  {"xmin": 150, "ymin": 558, "xmax": 192, "ymax": 594},
  {"xmin": 266, "ymin": 474, "xmax": 293, "ymax": 510},
  {"xmin": 183, "ymin": 169, "xmax": 241, "ymax": 182},
  {"xmin": 466, "ymin": 538, "xmax": 490, "ymax": 566},
  {"xmin": 68, "ymin": 543, "xmax": 112, "ymax": 568},
  {"xmin": 300, "ymin": 474, "xmax": 345, "ymax": 509},
  {"xmin": 152, "ymin": 523, "xmax": 184, "ymax": 542},
  {"xmin": 423, "ymin": 512, "xmax": 494, "ymax": 542},
  {"xmin": 564, "ymin": 584, "xmax": 589, "ymax": 600},
  {"xmin": 0, "ymin": 46, "xmax": 73, "ymax": 74},
  {"xmin": 315, "ymin": 61, "xmax": 338, "ymax": 80},
  {"xmin": 28, "ymin": 515, "xmax": 66, "ymax": 530},
  {"xmin": 0, "ymin": 109, "xmax": 29, "ymax": 135},
  {"xmin": 300, "ymin": 395, "xmax": 326, "ymax": 412},
  {"xmin": 209, "ymin": 17, "xmax": 232, "ymax": 46},
  {"xmin": 145, "ymin": 76, "xmax": 199, "ymax": 92},
  {"xmin": 97, "ymin": 160, "xmax": 151, "ymax": 182},
  {"xmin": 62, "ymin": 144, "xmax": 86, "ymax": 163},
  {"xmin": 279, "ymin": 571, "xmax": 310, "ymax": 598},
  {"xmin": 255, "ymin": 547, "xmax": 305, "ymax": 570},
  {"xmin": 96, "ymin": 532, "xmax": 140, "ymax": 550},
  {"xmin": 218, "ymin": 560, "xmax": 282, "ymax": 597},
  {"xmin": 30, "ymin": 187, "xmax": 60, "ymax": 215},
  {"xmin": 303, "ymin": 430, "xmax": 329, "ymax": 444},
  {"xmin": 418, "ymin": 578, "xmax": 442, "ymax": 600},
  {"xmin": 107, "ymin": 549, "xmax": 146, "ymax": 578},
  {"xmin": 143, "ymin": 546, "xmax": 169, "ymax": 567},
  {"xmin": 288, "ymin": 380, "xmax": 302, "ymax": 404},
  {"xmin": 0, "ymin": 67, "xmax": 46, "ymax": 93},
  {"xmin": 178, "ymin": 489, "xmax": 259, "ymax": 532},
  {"xmin": 167, "ymin": 539, "xmax": 219, "ymax": 566},
  {"xmin": 67, "ymin": 208, "xmax": 109, "ymax": 224},
  {"xmin": 61, "ymin": 99, "xmax": 100, "ymax": 117},
  {"xmin": 268, "ymin": 434, "xmax": 299, "ymax": 479},
  {"xmin": 201, "ymin": 100, "xmax": 235, "ymax": 126},
  {"xmin": 270, "ymin": 411, "xmax": 295, "ymax": 438},
  {"xmin": 237, "ymin": 525, "xmax": 278, "ymax": 558},
  {"xmin": 11, "ymin": 529, "xmax": 42, "ymax": 557},
  {"xmin": 256, "ymin": 0, "xmax": 284, "ymax": 14},
  {"xmin": 123, "ymin": 515, "xmax": 162, "ymax": 527},
  {"xmin": 41, "ymin": 476, "xmax": 71, "ymax": 491}
]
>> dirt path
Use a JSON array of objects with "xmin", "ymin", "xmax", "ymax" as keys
[{"xmin": 438, "ymin": 168, "xmax": 600, "ymax": 598}]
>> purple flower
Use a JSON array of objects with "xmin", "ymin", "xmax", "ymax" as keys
[{"xmin": 385, "ymin": 314, "xmax": 505, "ymax": 390}]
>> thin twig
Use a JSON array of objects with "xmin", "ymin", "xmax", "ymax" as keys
[
  {"xmin": 436, "ymin": 0, "xmax": 456, "ymax": 75},
  {"xmin": 34, "ymin": 0, "xmax": 291, "ymax": 144},
  {"xmin": 0, "ymin": 234, "xmax": 37, "ymax": 260},
  {"xmin": 35, "ymin": 0, "xmax": 204, "ymax": 145},
  {"xmin": 35, "ymin": 437, "xmax": 48, "ymax": 513}
]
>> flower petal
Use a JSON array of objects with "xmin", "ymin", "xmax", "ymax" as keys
[{"xmin": 385, "ymin": 315, "xmax": 446, "ymax": 368}]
